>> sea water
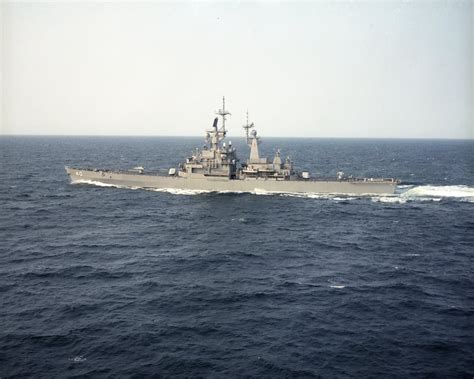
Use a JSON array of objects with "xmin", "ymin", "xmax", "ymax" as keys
[{"xmin": 0, "ymin": 137, "xmax": 472, "ymax": 377}]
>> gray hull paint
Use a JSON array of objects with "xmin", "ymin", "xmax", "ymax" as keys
[{"xmin": 66, "ymin": 167, "xmax": 398, "ymax": 195}]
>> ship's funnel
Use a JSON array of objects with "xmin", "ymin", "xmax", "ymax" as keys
[{"xmin": 212, "ymin": 117, "xmax": 218, "ymax": 129}]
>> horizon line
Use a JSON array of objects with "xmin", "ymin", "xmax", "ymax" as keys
[{"xmin": 0, "ymin": 134, "xmax": 472, "ymax": 141}]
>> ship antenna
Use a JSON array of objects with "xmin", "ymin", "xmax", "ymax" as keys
[
  {"xmin": 216, "ymin": 96, "xmax": 231, "ymax": 131},
  {"xmin": 243, "ymin": 109, "xmax": 254, "ymax": 146},
  {"xmin": 245, "ymin": 110, "xmax": 249, "ymax": 142}
]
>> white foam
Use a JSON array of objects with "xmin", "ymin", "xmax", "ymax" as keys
[
  {"xmin": 372, "ymin": 196, "xmax": 407, "ymax": 204},
  {"xmin": 73, "ymin": 180, "xmax": 474, "ymax": 203},
  {"xmin": 75, "ymin": 180, "xmax": 211, "ymax": 195},
  {"xmin": 70, "ymin": 356, "xmax": 87, "ymax": 362},
  {"xmin": 401, "ymin": 185, "xmax": 474, "ymax": 202},
  {"xmin": 253, "ymin": 188, "xmax": 278, "ymax": 196},
  {"xmin": 151, "ymin": 188, "xmax": 212, "ymax": 196},
  {"xmin": 329, "ymin": 285, "xmax": 346, "ymax": 289},
  {"xmin": 333, "ymin": 196, "xmax": 357, "ymax": 201},
  {"xmin": 73, "ymin": 179, "xmax": 125, "ymax": 188},
  {"xmin": 261, "ymin": 190, "xmax": 360, "ymax": 201},
  {"xmin": 371, "ymin": 185, "xmax": 474, "ymax": 204}
]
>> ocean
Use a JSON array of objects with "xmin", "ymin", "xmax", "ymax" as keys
[{"xmin": 0, "ymin": 136, "xmax": 473, "ymax": 377}]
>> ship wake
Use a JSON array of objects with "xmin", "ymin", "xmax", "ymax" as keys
[
  {"xmin": 254, "ymin": 185, "xmax": 474, "ymax": 203},
  {"xmin": 374, "ymin": 185, "xmax": 474, "ymax": 204},
  {"xmin": 72, "ymin": 180, "xmax": 474, "ymax": 203},
  {"xmin": 72, "ymin": 180, "xmax": 132, "ymax": 189}
]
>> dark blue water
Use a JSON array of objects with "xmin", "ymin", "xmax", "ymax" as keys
[{"xmin": 1, "ymin": 137, "xmax": 473, "ymax": 377}]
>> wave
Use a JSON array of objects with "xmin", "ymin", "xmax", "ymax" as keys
[
  {"xmin": 257, "ymin": 185, "xmax": 474, "ymax": 203},
  {"xmin": 71, "ymin": 180, "xmax": 474, "ymax": 203},
  {"xmin": 256, "ymin": 188, "xmax": 358, "ymax": 200},
  {"xmin": 73, "ymin": 179, "xmax": 127, "ymax": 189},
  {"xmin": 69, "ymin": 356, "xmax": 87, "ymax": 363},
  {"xmin": 371, "ymin": 196, "xmax": 408, "ymax": 204},
  {"xmin": 400, "ymin": 185, "xmax": 474, "ymax": 202},
  {"xmin": 151, "ymin": 188, "xmax": 212, "ymax": 196},
  {"xmin": 372, "ymin": 185, "xmax": 474, "ymax": 203}
]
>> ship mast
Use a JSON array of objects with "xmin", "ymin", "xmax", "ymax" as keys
[
  {"xmin": 216, "ymin": 96, "xmax": 231, "ymax": 132},
  {"xmin": 242, "ymin": 110, "xmax": 262, "ymax": 162},
  {"xmin": 242, "ymin": 110, "xmax": 255, "ymax": 147},
  {"xmin": 205, "ymin": 97, "xmax": 231, "ymax": 152}
]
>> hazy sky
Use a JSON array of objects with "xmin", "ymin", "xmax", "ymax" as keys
[{"xmin": 1, "ymin": 1, "xmax": 472, "ymax": 138}]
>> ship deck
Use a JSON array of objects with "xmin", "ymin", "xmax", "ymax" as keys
[{"xmin": 66, "ymin": 166, "xmax": 399, "ymax": 184}]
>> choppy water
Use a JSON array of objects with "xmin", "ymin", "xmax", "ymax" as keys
[{"xmin": 1, "ymin": 136, "xmax": 473, "ymax": 377}]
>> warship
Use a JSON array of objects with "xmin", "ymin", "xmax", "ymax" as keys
[{"xmin": 66, "ymin": 98, "xmax": 399, "ymax": 195}]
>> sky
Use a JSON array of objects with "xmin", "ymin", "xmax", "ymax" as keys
[{"xmin": 1, "ymin": 1, "xmax": 472, "ymax": 139}]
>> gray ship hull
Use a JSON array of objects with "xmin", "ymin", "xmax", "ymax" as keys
[{"xmin": 65, "ymin": 167, "xmax": 398, "ymax": 195}]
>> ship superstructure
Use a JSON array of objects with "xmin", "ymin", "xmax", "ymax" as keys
[
  {"xmin": 240, "ymin": 111, "xmax": 293, "ymax": 180},
  {"xmin": 178, "ymin": 98, "xmax": 239, "ymax": 179},
  {"xmin": 177, "ymin": 98, "xmax": 293, "ymax": 181}
]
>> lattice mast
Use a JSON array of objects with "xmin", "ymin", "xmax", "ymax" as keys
[
  {"xmin": 243, "ymin": 110, "xmax": 256, "ymax": 147},
  {"xmin": 206, "ymin": 97, "xmax": 231, "ymax": 152},
  {"xmin": 216, "ymin": 96, "xmax": 231, "ymax": 133}
]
